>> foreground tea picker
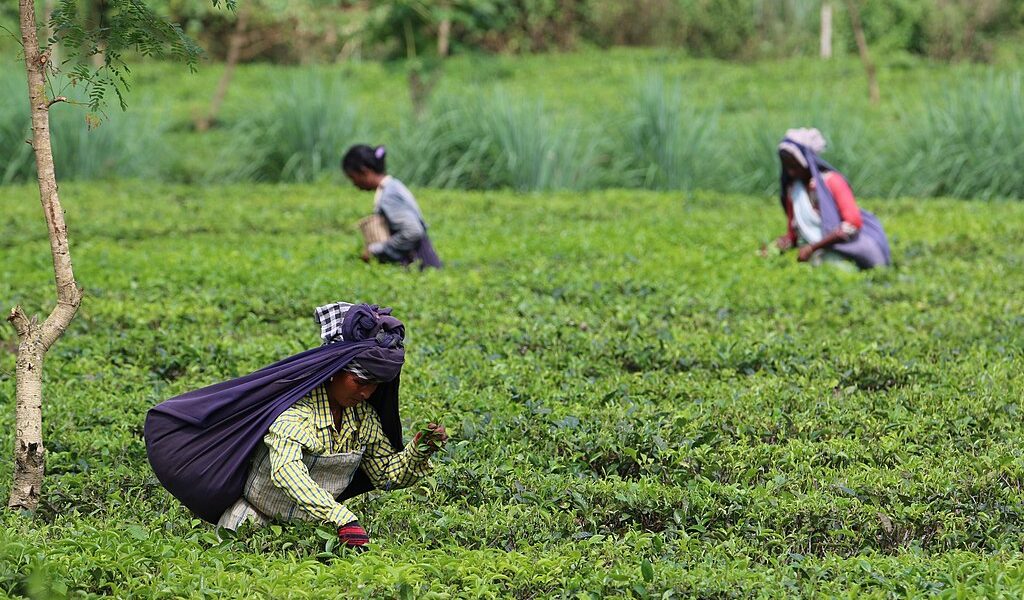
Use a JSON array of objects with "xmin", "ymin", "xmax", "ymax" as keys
[
  {"xmin": 145, "ymin": 302, "xmax": 447, "ymax": 550},
  {"xmin": 773, "ymin": 128, "xmax": 891, "ymax": 269}
]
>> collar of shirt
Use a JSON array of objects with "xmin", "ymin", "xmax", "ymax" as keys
[
  {"xmin": 306, "ymin": 384, "xmax": 368, "ymax": 441},
  {"xmin": 373, "ymin": 175, "xmax": 393, "ymax": 212}
]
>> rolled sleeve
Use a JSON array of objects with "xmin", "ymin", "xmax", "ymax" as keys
[{"xmin": 358, "ymin": 408, "xmax": 433, "ymax": 491}]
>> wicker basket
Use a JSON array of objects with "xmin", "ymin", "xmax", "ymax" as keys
[{"xmin": 356, "ymin": 214, "xmax": 390, "ymax": 247}]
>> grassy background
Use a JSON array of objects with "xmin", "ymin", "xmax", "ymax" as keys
[
  {"xmin": 2, "ymin": 182, "xmax": 1024, "ymax": 597},
  {"xmin": 2, "ymin": 50, "xmax": 1021, "ymax": 198}
]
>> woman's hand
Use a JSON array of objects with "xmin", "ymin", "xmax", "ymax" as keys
[
  {"xmin": 775, "ymin": 235, "xmax": 794, "ymax": 251},
  {"xmin": 338, "ymin": 521, "xmax": 370, "ymax": 550},
  {"xmin": 798, "ymin": 228, "xmax": 845, "ymax": 263},
  {"xmin": 414, "ymin": 423, "xmax": 448, "ymax": 453},
  {"xmin": 360, "ymin": 248, "xmax": 371, "ymax": 263}
]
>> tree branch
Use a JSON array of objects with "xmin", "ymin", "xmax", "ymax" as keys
[
  {"xmin": 845, "ymin": 0, "xmax": 880, "ymax": 105},
  {"xmin": 7, "ymin": 306, "xmax": 34, "ymax": 339},
  {"xmin": 46, "ymin": 96, "xmax": 67, "ymax": 108},
  {"xmin": 38, "ymin": 287, "xmax": 82, "ymax": 352},
  {"xmin": 0, "ymin": 22, "xmax": 20, "ymax": 46}
]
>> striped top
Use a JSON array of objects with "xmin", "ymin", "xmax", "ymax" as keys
[{"xmin": 264, "ymin": 384, "xmax": 431, "ymax": 526}]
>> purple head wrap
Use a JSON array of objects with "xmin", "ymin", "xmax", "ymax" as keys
[{"xmin": 315, "ymin": 302, "xmax": 405, "ymax": 381}]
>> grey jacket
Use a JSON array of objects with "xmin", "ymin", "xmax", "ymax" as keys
[{"xmin": 373, "ymin": 177, "xmax": 427, "ymax": 263}]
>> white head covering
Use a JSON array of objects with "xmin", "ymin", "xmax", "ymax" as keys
[{"xmin": 778, "ymin": 127, "xmax": 827, "ymax": 167}]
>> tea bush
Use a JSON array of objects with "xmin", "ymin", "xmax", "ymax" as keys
[{"xmin": 1, "ymin": 182, "xmax": 1023, "ymax": 596}]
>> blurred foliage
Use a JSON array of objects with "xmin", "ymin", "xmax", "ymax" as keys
[
  {"xmin": 85, "ymin": 0, "xmax": 1024, "ymax": 62},
  {"xmin": 226, "ymin": 71, "xmax": 366, "ymax": 182},
  {"xmin": 0, "ymin": 71, "xmax": 168, "ymax": 183},
  {"xmin": 3, "ymin": 0, "xmax": 1023, "ymax": 62},
  {"xmin": 1, "ymin": 182, "xmax": 1024, "ymax": 595},
  {"xmin": 152, "ymin": 0, "xmax": 358, "ymax": 63},
  {"xmin": 3, "ymin": 0, "xmax": 225, "ymax": 112},
  {"xmin": 1, "ymin": 52, "xmax": 1020, "ymax": 199}
]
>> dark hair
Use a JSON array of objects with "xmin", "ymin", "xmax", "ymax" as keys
[{"xmin": 342, "ymin": 144, "xmax": 387, "ymax": 174}]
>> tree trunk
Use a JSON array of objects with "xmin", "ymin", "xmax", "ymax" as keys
[
  {"xmin": 435, "ymin": 0, "xmax": 451, "ymax": 57},
  {"xmin": 844, "ymin": 0, "xmax": 880, "ymax": 105},
  {"xmin": 820, "ymin": 2, "xmax": 833, "ymax": 59},
  {"xmin": 437, "ymin": 17, "xmax": 451, "ymax": 57},
  {"xmin": 404, "ymin": 18, "xmax": 417, "ymax": 60},
  {"xmin": 86, "ymin": 0, "xmax": 107, "ymax": 67},
  {"xmin": 9, "ymin": 0, "xmax": 83, "ymax": 512},
  {"xmin": 195, "ymin": 5, "xmax": 249, "ymax": 132},
  {"xmin": 408, "ymin": 68, "xmax": 438, "ymax": 120}
]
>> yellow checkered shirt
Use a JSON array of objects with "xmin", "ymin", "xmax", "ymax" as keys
[{"xmin": 264, "ymin": 384, "xmax": 431, "ymax": 527}]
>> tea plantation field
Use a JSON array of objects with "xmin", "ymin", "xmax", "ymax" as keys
[{"xmin": 2, "ymin": 183, "xmax": 1023, "ymax": 597}]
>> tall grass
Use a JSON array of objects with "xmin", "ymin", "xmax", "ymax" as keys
[
  {"xmin": 624, "ymin": 76, "xmax": 720, "ymax": 191},
  {"xmin": 2, "ymin": 64, "xmax": 1021, "ymax": 200},
  {"xmin": 715, "ymin": 91, "xmax": 886, "ymax": 198},
  {"xmin": 897, "ymin": 74, "xmax": 1024, "ymax": 200},
  {"xmin": 0, "ymin": 72, "xmax": 167, "ymax": 183},
  {"xmin": 0, "ymin": 76, "xmax": 34, "ymax": 184},
  {"xmin": 718, "ymin": 116, "xmax": 779, "ymax": 196},
  {"xmin": 385, "ymin": 98, "xmax": 494, "ymax": 190},
  {"xmin": 476, "ymin": 93, "xmax": 603, "ymax": 192},
  {"xmin": 230, "ymin": 72, "xmax": 365, "ymax": 183},
  {"xmin": 48, "ymin": 105, "xmax": 168, "ymax": 181},
  {"xmin": 386, "ymin": 93, "xmax": 603, "ymax": 192}
]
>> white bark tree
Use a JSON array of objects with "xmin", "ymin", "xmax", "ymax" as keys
[
  {"xmin": 844, "ymin": 0, "xmax": 880, "ymax": 105},
  {"xmin": 820, "ymin": 2, "xmax": 833, "ymax": 59},
  {"xmin": 196, "ymin": 3, "xmax": 250, "ymax": 132},
  {"xmin": 8, "ymin": 0, "xmax": 84, "ymax": 512},
  {"xmin": 436, "ymin": 1, "xmax": 451, "ymax": 57},
  {"xmin": 8, "ymin": 0, "xmax": 229, "ymax": 512}
]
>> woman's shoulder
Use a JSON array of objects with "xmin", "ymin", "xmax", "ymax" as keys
[
  {"xmin": 822, "ymin": 170, "xmax": 847, "ymax": 185},
  {"xmin": 822, "ymin": 170, "xmax": 854, "ymax": 193},
  {"xmin": 379, "ymin": 179, "xmax": 420, "ymax": 215},
  {"xmin": 281, "ymin": 387, "xmax": 324, "ymax": 418},
  {"xmin": 383, "ymin": 177, "xmax": 414, "ymax": 197}
]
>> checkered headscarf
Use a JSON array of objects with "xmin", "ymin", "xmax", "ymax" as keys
[{"xmin": 315, "ymin": 301, "xmax": 354, "ymax": 345}]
